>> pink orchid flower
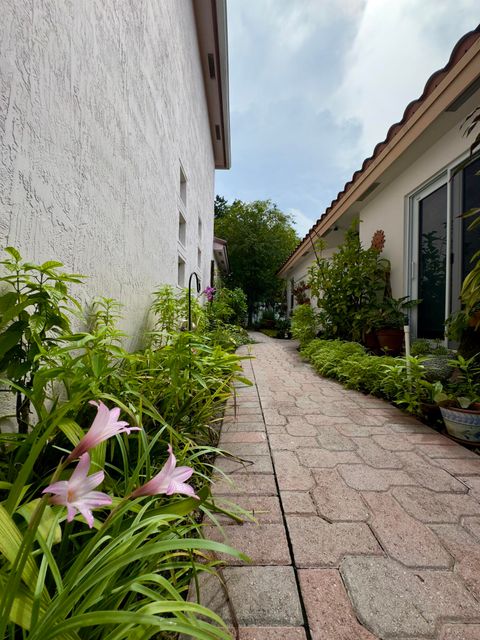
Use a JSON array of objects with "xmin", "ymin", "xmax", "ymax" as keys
[
  {"xmin": 131, "ymin": 445, "xmax": 199, "ymax": 499},
  {"xmin": 67, "ymin": 400, "xmax": 140, "ymax": 461},
  {"xmin": 43, "ymin": 453, "xmax": 112, "ymax": 528}
]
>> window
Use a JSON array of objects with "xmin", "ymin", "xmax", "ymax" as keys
[
  {"xmin": 178, "ymin": 212, "xmax": 186, "ymax": 246},
  {"xmin": 177, "ymin": 256, "xmax": 185, "ymax": 287},
  {"xmin": 408, "ymin": 154, "xmax": 480, "ymax": 339},
  {"xmin": 198, "ymin": 247, "xmax": 202, "ymax": 268},
  {"xmin": 180, "ymin": 166, "xmax": 187, "ymax": 205},
  {"xmin": 198, "ymin": 217, "xmax": 202, "ymax": 240}
]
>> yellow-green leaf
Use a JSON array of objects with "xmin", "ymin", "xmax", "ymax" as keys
[
  {"xmin": 0, "ymin": 503, "xmax": 39, "ymax": 586},
  {"xmin": 17, "ymin": 499, "xmax": 62, "ymax": 545}
]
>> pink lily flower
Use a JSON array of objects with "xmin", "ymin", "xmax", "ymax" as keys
[
  {"xmin": 43, "ymin": 453, "xmax": 112, "ymax": 528},
  {"xmin": 131, "ymin": 445, "xmax": 199, "ymax": 499},
  {"xmin": 67, "ymin": 400, "xmax": 140, "ymax": 461}
]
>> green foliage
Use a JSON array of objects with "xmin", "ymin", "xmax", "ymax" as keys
[
  {"xmin": 207, "ymin": 324, "xmax": 251, "ymax": 351},
  {"xmin": 150, "ymin": 285, "xmax": 206, "ymax": 346},
  {"xmin": 364, "ymin": 296, "xmax": 419, "ymax": 331},
  {"xmin": 291, "ymin": 305, "xmax": 318, "ymax": 346},
  {"xmin": 307, "ymin": 224, "xmax": 390, "ymax": 341},
  {"xmin": 445, "ymin": 354, "xmax": 480, "ymax": 407},
  {"xmin": 0, "ymin": 249, "xmax": 84, "ymax": 432},
  {"xmin": 274, "ymin": 317, "xmax": 291, "ymax": 339},
  {"xmin": 214, "ymin": 199, "xmax": 298, "ymax": 322},
  {"xmin": 459, "ymin": 208, "xmax": 480, "ymax": 327},
  {"xmin": 410, "ymin": 339, "xmax": 450, "ymax": 357},
  {"xmin": 209, "ymin": 287, "xmax": 248, "ymax": 326},
  {"xmin": 302, "ymin": 338, "xmax": 479, "ymax": 419},
  {"xmin": 0, "ymin": 248, "xmax": 250, "ymax": 639},
  {"xmin": 301, "ymin": 339, "xmax": 447, "ymax": 416}
]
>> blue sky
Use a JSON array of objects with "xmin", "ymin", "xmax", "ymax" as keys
[{"xmin": 215, "ymin": 0, "xmax": 480, "ymax": 237}]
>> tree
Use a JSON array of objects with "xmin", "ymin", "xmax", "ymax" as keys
[
  {"xmin": 214, "ymin": 195, "xmax": 228, "ymax": 220},
  {"xmin": 214, "ymin": 198, "xmax": 298, "ymax": 324}
]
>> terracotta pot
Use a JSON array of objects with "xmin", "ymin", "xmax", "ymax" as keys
[
  {"xmin": 363, "ymin": 330, "xmax": 379, "ymax": 351},
  {"xmin": 440, "ymin": 403, "xmax": 480, "ymax": 443},
  {"xmin": 376, "ymin": 328, "xmax": 404, "ymax": 355},
  {"xmin": 468, "ymin": 310, "xmax": 480, "ymax": 328}
]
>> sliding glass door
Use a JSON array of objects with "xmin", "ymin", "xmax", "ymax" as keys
[{"xmin": 409, "ymin": 155, "xmax": 480, "ymax": 340}]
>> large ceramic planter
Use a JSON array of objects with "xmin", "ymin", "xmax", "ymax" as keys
[
  {"xmin": 440, "ymin": 403, "xmax": 480, "ymax": 443},
  {"xmin": 376, "ymin": 328, "xmax": 404, "ymax": 355}
]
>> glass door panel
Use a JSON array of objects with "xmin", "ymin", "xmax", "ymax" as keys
[
  {"xmin": 417, "ymin": 184, "xmax": 447, "ymax": 338},
  {"xmin": 462, "ymin": 157, "xmax": 480, "ymax": 281}
]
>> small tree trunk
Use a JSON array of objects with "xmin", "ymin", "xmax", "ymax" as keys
[{"xmin": 16, "ymin": 392, "xmax": 30, "ymax": 434}]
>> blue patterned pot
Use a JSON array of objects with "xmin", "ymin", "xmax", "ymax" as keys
[{"xmin": 440, "ymin": 404, "xmax": 480, "ymax": 443}]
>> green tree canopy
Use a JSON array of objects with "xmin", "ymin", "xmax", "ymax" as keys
[{"xmin": 214, "ymin": 198, "xmax": 299, "ymax": 323}]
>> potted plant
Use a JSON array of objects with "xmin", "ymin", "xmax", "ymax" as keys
[
  {"xmin": 371, "ymin": 297, "xmax": 419, "ymax": 355},
  {"xmin": 438, "ymin": 355, "xmax": 480, "ymax": 442}
]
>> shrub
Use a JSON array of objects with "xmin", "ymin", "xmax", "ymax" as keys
[
  {"xmin": 307, "ymin": 223, "xmax": 390, "ymax": 342},
  {"xmin": 209, "ymin": 287, "xmax": 248, "ymax": 326},
  {"xmin": 291, "ymin": 305, "xmax": 318, "ymax": 345}
]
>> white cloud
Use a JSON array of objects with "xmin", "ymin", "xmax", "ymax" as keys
[
  {"xmin": 330, "ymin": 0, "xmax": 479, "ymax": 163},
  {"xmin": 288, "ymin": 207, "xmax": 316, "ymax": 238},
  {"xmin": 217, "ymin": 1, "xmax": 480, "ymax": 230}
]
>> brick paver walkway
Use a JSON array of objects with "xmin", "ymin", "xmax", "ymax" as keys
[{"xmin": 201, "ymin": 333, "xmax": 480, "ymax": 640}]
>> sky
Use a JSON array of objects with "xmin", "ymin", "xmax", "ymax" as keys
[{"xmin": 215, "ymin": 0, "xmax": 480, "ymax": 238}]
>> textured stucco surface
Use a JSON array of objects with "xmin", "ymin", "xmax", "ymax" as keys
[{"xmin": 0, "ymin": 0, "xmax": 215, "ymax": 340}]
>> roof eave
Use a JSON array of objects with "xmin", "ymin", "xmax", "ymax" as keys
[{"xmin": 193, "ymin": 0, "xmax": 231, "ymax": 170}]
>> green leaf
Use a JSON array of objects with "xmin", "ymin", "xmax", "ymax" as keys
[
  {"xmin": 17, "ymin": 500, "xmax": 62, "ymax": 545},
  {"xmin": 40, "ymin": 261, "xmax": 64, "ymax": 271},
  {"xmin": 58, "ymin": 419, "xmax": 84, "ymax": 447},
  {"xmin": 0, "ymin": 573, "xmax": 45, "ymax": 631},
  {"xmin": 4, "ymin": 246, "xmax": 21, "ymax": 261},
  {"xmin": 0, "ymin": 300, "xmax": 32, "ymax": 328},
  {"xmin": 0, "ymin": 321, "xmax": 24, "ymax": 359},
  {"xmin": 0, "ymin": 502, "xmax": 40, "ymax": 586},
  {"xmin": 0, "ymin": 292, "xmax": 19, "ymax": 313},
  {"xmin": 29, "ymin": 313, "xmax": 46, "ymax": 334}
]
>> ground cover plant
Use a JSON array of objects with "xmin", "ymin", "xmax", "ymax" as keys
[
  {"xmin": 300, "ymin": 337, "xmax": 479, "ymax": 421},
  {"xmin": 0, "ymin": 249, "xmax": 249, "ymax": 639}
]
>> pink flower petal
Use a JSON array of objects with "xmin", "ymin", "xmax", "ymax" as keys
[
  {"xmin": 43, "ymin": 454, "xmax": 111, "ymax": 527},
  {"xmin": 68, "ymin": 401, "xmax": 140, "ymax": 461},
  {"xmin": 131, "ymin": 445, "xmax": 198, "ymax": 499}
]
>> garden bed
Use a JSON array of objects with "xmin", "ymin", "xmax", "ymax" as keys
[{"xmin": 0, "ymin": 249, "xmax": 248, "ymax": 639}]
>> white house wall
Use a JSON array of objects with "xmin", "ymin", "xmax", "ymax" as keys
[
  {"xmin": 287, "ymin": 246, "xmax": 336, "ymax": 314},
  {"xmin": 358, "ymin": 120, "xmax": 472, "ymax": 298},
  {"xmin": 0, "ymin": 0, "xmax": 215, "ymax": 340}
]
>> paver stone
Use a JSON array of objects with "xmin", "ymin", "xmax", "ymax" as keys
[
  {"xmin": 363, "ymin": 491, "xmax": 452, "ymax": 568},
  {"xmin": 190, "ymin": 566, "xmax": 303, "ymax": 627},
  {"xmin": 287, "ymin": 514, "xmax": 382, "ymax": 568},
  {"xmin": 392, "ymin": 486, "xmax": 480, "ymax": 523},
  {"xmin": 203, "ymin": 523, "xmax": 291, "ymax": 566},
  {"xmin": 340, "ymin": 556, "xmax": 480, "ymax": 638},
  {"xmin": 311, "ymin": 469, "xmax": 369, "ymax": 521},
  {"xmin": 298, "ymin": 569, "xmax": 377, "ymax": 640}
]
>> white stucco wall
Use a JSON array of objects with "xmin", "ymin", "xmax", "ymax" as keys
[
  {"xmin": 286, "ymin": 246, "xmax": 337, "ymax": 314},
  {"xmin": 0, "ymin": 0, "xmax": 215, "ymax": 341},
  {"xmin": 358, "ymin": 118, "xmax": 473, "ymax": 298}
]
